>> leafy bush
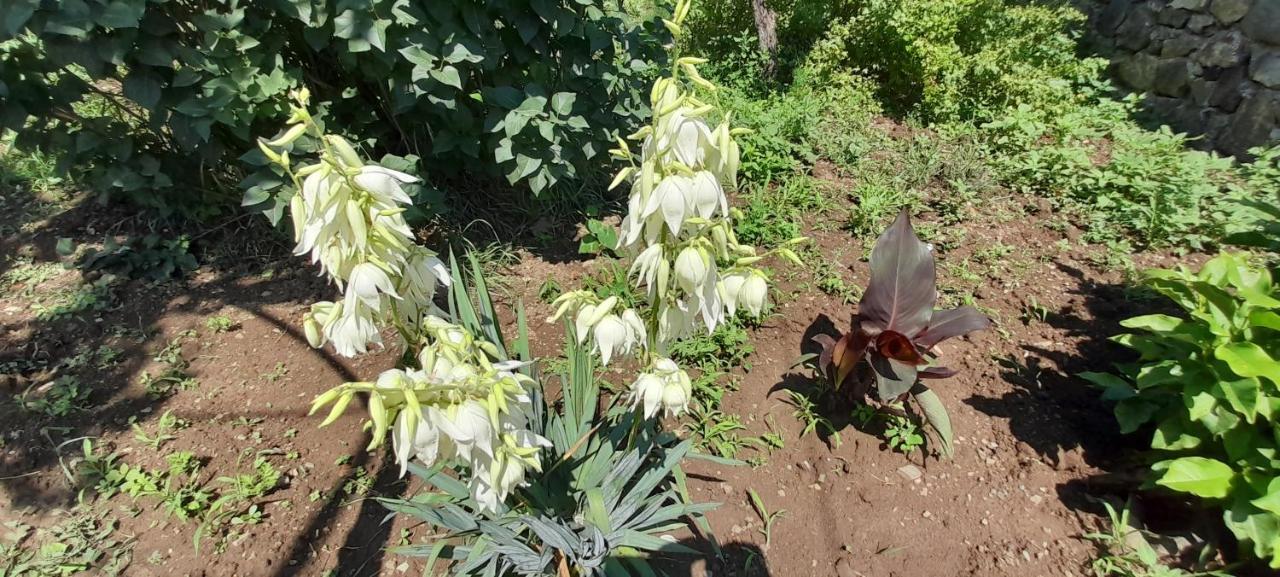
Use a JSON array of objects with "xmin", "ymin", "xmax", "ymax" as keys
[
  {"xmin": 1, "ymin": 0, "xmax": 666, "ymax": 219},
  {"xmin": 983, "ymin": 97, "xmax": 1236, "ymax": 250},
  {"xmin": 1083, "ymin": 253, "xmax": 1280, "ymax": 568},
  {"xmin": 799, "ymin": 0, "xmax": 1104, "ymax": 123}
]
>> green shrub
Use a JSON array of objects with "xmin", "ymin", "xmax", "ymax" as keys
[
  {"xmin": 800, "ymin": 0, "xmax": 1104, "ymax": 123},
  {"xmin": 1083, "ymin": 253, "xmax": 1280, "ymax": 568},
  {"xmin": 0, "ymin": 0, "xmax": 666, "ymax": 220},
  {"xmin": 983, "ymin": 97, "xmax": 1236, "ymax": 250}
]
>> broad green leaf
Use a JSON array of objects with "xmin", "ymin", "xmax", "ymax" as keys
[
  {"xmin": 1251, "ymin": 310, "xmax": 1280, "ymax": 332},
  {"xmin": 1, "ymin": 0, "xmax": 38, "ymax": 37},
  {"xmin": 517, "ymin": 95, "xmax": 548, "ymax": 112},
  {"xmin": 1219, "ymin": 376, "xmax": 1261, "ymax": 423},
  {"xmin": 1185, "ymin": 390, "xmax": 1217, "ymax": 421},
  {"xmin": 1217, "ymin": 342, "xmax": 1280, "ymax": 385},
  {"xmin": 1253, "ymin": 482, "xmax": 1280, "ymax": 515},
  {"xmin": 1134, "ymin": 360, "xmax": 1183, "ymax": 389},
  {"xmin": 551, "ymin": 92, "xmax": 576, "ymax": 115},
  {"xmin": 1120, "ymin": 314, "xmax": 1185, "ymax": 333},
  {"xmin": 1151, "ymin": 419, "xmax": 1201, "ymax": 451},
  {"xmin": 1155, "ymin": 457, "xmax": 1235, "ymax": 498},
  {"xmin": 1115, "ymin": 398, "xmax": 1158, "ymax": 433},
  {"xmin": 123, "ymin": 70, "xmax": 162, "ymax": 109},
  {"xmin": 432, "ymin": 65, "xmax": 462, "ymax": 89},
  {"xmin": 1078, "ymin": 371, "xmax": 1129, "ymax": 391},
  {"xmin": 98, "ymin": 0, "xmax": 145, "ymax": 28},
  {"xmin": 1224, "ymin": 504, "xmax": 1280, "ymax": 566},
  {"xmin": 912, "ymin": 384, "xmax": 953, "ymax": 458}
]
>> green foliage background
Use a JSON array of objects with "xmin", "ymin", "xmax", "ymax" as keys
[{"xmin": 0, "ymin": 0, "xmax": 668, "ymax": 220}]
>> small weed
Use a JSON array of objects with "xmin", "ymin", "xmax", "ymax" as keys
[
  {"xmin": 747, "ymin": 488, "xmax": 787, "ymax": 547},
  {"xmin": 132, "ymin": 411, "xmax": 187, "ymax": 449},
  {"xmin": 1084, "ymin": 501, "xmax": 1229, "ymax": 577},
  {"xmin": 0, "ymin": 511, "xmax": 132, "ymax": 577},
  {"xmin": 19, "ymin": 376, "xmax": 91, "ymax": 417},
  {"xmin": 578, "ymin": 215, "xmax": 619, "ymax": 257},
  {"xmin": 32, "ymin": 281, "xmax": 115, "ymax": 321},
  {"xmin": 1020, "ymin": 297, "xmax": 1051, "ymax": 325},
  {"xmin": 884, "ymin": 415, "xmax": 924, "ymax": 454},
  {"xmin": 343, "ymin": 466, "xmax": 375, "ymax": 497},
  {"xmin": 785, "ymin": 391, "xmax": 841, "ymax": 448},
  {"xmin": 848, "ymin": 180, "xmax": 912, "ymax": 239},
  {"xmin": 204, "ymin": 315, "xmax": 238, "ymax": 333},
  {"xmin": 261, "ymin": 362, "xmax": 288, "ymax": 383},
  {"xmin": 538, "ymin": 279, "xmax": 563, "ymax": 304},
  {"xmin": 583, "ymin": 263, "xmax": 642, "ymax": 310}
]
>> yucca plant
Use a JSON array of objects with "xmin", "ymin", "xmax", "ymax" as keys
[
  {"xmin": 379, "ymin": 254, "xmax": 717, "ymax": 576},
  {"xmin": 813, "ymin": 209, "xmax": 990, "ymax": 456}
]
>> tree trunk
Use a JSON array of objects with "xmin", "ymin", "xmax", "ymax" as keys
[{"xmin": 750, "ymin": 0, "xmax": 779, "ymax": 79}]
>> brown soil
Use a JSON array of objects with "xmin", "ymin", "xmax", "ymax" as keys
[{"xmin": 0, "ymin": 139, "xmax": 1225, "ymax": 576}]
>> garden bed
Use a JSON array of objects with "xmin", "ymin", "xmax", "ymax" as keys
[{"xmin": 1, "ymin": 116, "xmax": 1214, "ymax": 576}]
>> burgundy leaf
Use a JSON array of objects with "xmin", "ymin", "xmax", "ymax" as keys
[
  {"xmin": 875, "ymin": 330, "xmax": 924, "ymax": 364},
  {"xmin": 916, "ymin": 306, "xmax": 991, "ymax": 349},
  {"xmin": 859, "ymin": 209, "xmax": 935, "ymax": 337},
  {"xmin": 813, "ymin": 334, "xmax": 836, "ymax": 371},
  {"xmin": 833, "ymin": 331, "xmax": 870, "ymax": 388},
  {"xmin": 919, "ymin": 366, "xmax": 958, "ymax": 379},
  {"xmin": 870, "ymin": 352, "xmax": 918, "ymax": 400}
]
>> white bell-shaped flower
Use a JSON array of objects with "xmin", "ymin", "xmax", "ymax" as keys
[
  {"xmin": 688, "ymin": 171, "xmax": 726, "ymax": 219},
  {"xmin": 627, "ymin": 357, "xmax": 693, "ymax": 419},
  {"xmin": 353, "ymin": 165, "xmax": 416, "ymax": 207},
  {"xmin": 720, "ymin": 272, "xmax": 749, "ymax": 317},
  {"xmin": 346, "ymin": 262, "xmax": 399, "ymax": 312},
  {"xmin": 674, "ymin": 246, "xmax": 709, "ymax": 295},
  {"xmin": 593, "ymin": 314, "xmax": 630, "ymax": 366},
  {"xmin": 437, "ymin": 400, "xmax": 494, "ymax": 462},
  {"xmin": 644, "ymin": 174, "xmax": 693, "ymax": 235},
  {"xmin": 739, "ymin": 273, "xmax": 769, "ymax": 317}
]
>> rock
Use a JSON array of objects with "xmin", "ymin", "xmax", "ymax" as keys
[
  {"xmin": 1157, "ymin": 7, "xmax": 1191, "ymax": 26},
  {"xmin": 1187, "ymin": 13, "xmax": 1216, "ymax": 31},
  {"xmin": 1209, "ymin": 0, "xmax": 1252, "ymax": 23},
  {"xmin": 1205, "ymin": 109, "xmax": 1232, "ymax": 140},
  {"xmin": 1219, "ymin": 91, "xmax": 1280, "ymax": 156},
  {"xmin": 835, "ymin": 558, "xmax": 860, "ymax": 577},
  {"xmin": 1161, "ymin": 30, "xmax": 1201, "ymax": 57},
  {"xmin": 1251, "ymin": 49, "xmax": 1280, "ymax": 88},
  {"xmin": 1241, "ymin": 0, "xmax": 1280, "ymax": 44},
  {"xmin": 1098, "ymin": 0, "xmax": 1134, "ymax": 34},
  {"xmin": 1209, "ymin": 66, "xmax": 1250, "ymax": 111},
  {"xmin": 1154, "ymin": 58, "xmax": 1194, "ymax": 96},
  {"xmin": 896, "ymin": 464, "xmax": 923, "ymax": 481},
  {"xmin": 1117, "ymin": 52, "xmax": 1160, "ymax": 90},
  {"xmin": 1171, "ymin": 0, "xmax": 1208, "ymax": 9},
  {"xmin": 1190, "ymin": 77, "xmax": 1216, "ymax": 105},
  {"xmin": 1117, "ymin": 4, "xmax": 1156, "ymax": 51},
  {"xmin": 1195, "ymin": 30, "xmax": 1250, "ymax": 69}
]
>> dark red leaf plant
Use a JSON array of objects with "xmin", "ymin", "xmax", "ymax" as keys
[{"xmin": 813, "ymin": 209, "xmax": 990, "ymax": 457}]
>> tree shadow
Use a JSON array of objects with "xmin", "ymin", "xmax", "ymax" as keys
[
  {"xmin": 963, "ymin": 261, "xmax": 1183, "ymax": 516},
  {"xmin": 655, "ymin": 539, "xmax": 774, "ymax": 577}
]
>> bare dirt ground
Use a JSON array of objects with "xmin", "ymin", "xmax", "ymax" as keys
[{"xmin": 0, "ymin": 137, "xmax": 1222, "ymax": 576}]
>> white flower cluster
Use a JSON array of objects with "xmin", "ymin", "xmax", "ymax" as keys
[
  {"xmin": 614, "ymin": 74, "xmax": 771, "ymax": 344},
  {"xmin": 273, "ymin": 91, "xmax": 551, "ymax": 511},
  {"xmin": 259, "ymin": 90, "xmax": 449, "ymax": 358},
  {"xmin": 548, "ymin": 57, "xmax": 792, "ymax": 419},
  {"xmin": 627, "ymin": 358, "xmax": 693, "ymax": 419},
  {"xmin": 380, "ymin": 317, "xmax": 550, "ymax": 513}
]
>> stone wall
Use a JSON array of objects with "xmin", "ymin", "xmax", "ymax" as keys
[{"xmin": 1094, "ymin": 0, "xmax": 1280, "ymax": 156}]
